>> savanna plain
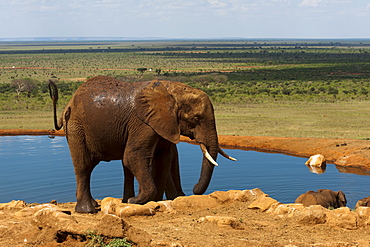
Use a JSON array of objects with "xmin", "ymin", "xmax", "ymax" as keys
[{"xmin": 2, "ymin": 39, "xmax": 370, "ymax": 246}]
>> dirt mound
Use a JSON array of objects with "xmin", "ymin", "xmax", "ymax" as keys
[{"xmin": 2, "ymin": 189, "xmax": 370, "ymax": 246}]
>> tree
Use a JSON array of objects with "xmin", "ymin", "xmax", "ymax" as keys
[{"xmin": 10, "ymin": 78, "xmax": 37, "ymax": 98}]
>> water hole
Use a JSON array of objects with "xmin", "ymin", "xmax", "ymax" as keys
[{"xmin": 1, "ymin": 135, "xmax": 369, "ymax": 208}]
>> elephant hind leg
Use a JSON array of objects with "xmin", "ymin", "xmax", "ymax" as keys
[
  {"xmin": 67, "ymin": 133, "xmax": 99, "ymax": 213},
  {"xmin": 74, "ymin": 159, "xmax": 99, "ymax": 213}
]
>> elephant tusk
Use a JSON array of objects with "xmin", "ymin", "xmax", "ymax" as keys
[
  {"xmin": 200, "ymin": 143, "xmax": 219, "ymax": 166},
  {"xmin": 219, "ymin": 148, "xmax": 237, "ymax": 161}
]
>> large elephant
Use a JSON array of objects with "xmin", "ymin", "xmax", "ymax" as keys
[{"xmin": 49, "ymin": 76, "xmax": 235, "ymax": 213}]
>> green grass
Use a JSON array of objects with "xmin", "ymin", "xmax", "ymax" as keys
[{"xmin": 85, "ymin": 230, "xmax": 132, "ymax": 247}]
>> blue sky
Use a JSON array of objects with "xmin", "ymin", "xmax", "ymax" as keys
[{"xmin": 1, "ymin": 0, "xmax": 370, "ymax": 39}]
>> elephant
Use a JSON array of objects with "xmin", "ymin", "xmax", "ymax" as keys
[
  {"xmin": 49, "ymin": 76, "xmax": 235, "ymax": 213},
  {"xmin": 295, "ymin": 189, "xmax": 347, "ymax": 209},
  {"xmin": 355, "ymin": 196, "xmax": 370, "ymax": 208}
]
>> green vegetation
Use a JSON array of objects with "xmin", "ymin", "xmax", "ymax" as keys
[
  {"xmin": 1, "ymin": 39, "xmax": 370, "ymax": 138},
  {"xmin": 85, "ymin": 231, "xmax": 132, "ymax": 247}
]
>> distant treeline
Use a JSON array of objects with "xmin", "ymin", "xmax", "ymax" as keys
[
  {"xmin": 1, "ymin": 41, "xmax": 370, "ymax": 55},
  {"xmin": 2, "ymin": 70, "xmax": 370, "ymax": 111}
]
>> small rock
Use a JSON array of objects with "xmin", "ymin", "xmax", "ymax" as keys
[
  {"xmin": 101, "ymin": 197, "xmax": 156, "ymax": 217},
  {"xmin": 198, "ymin": 215, "xmax": 241, "ymax": 228},
  {"xmin": 327, "ymin": 207, "xmax": 358, "ymax": 230},
  {"xmin": 211, "ymin": 188, "xmax": 266, "ymax": 203},
  {"xmin": 172, "ymin": 195, "xmax": 219, "ymax": 211},
  {"xmin": 267, "ymin": 203, "xmax": 305, "ymax": 217},
  {"xmin": 145, "ymin": 200, "xmax": 174, "ymax": 213},
  {"xmin": 356, "ymin": 206, "xmax": 370, "ymax": 217},
  {"xmin": 0, "ymin": 200, "xmax": 27, "ymax": 210},
  {"xmin": 150, "ymin": 239, "xmax": 183, "ymax": 247},
  {"xmin": 247, "ymin": 194, "xmax": 279, "ymax": 212},
  {"xmin": 356, "ymin": 207, "xmax": 370, "ymax": 226},
  {"xmin": 101, "ymin": 197, "xmax": 123, "ymax": 214},
  {"xmin": 49, "ymin": 200, "xmax": 58, "ymax": 205},
  {"xmin": 305, "ymin": 154, "xmax": 326, "ymax": 167},
  {"xmin": 116, "ymin": 204, "xmax": 155, "ymax": 217},
  {"xmin": 96, "ymin": 214, "xmax": 127, "ymax": 238},
  {"xmin": 14, "ymin": 203, "xmax": 71, "ymax": 218},
  {"xmin": 209, "ymin": 191, "xmax": 232, "ymax": 203},
  {"xmin": 292, "ymin": 205, "xmax": 327, "ymax": 225}
]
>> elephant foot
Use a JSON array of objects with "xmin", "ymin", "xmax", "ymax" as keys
[
  {"xmin": 75, "ymin": 202, "xmax": 97, "ymax": 214},
  {"xmin": 127, "ymin": 188, "xmax": 156, "ymax": 204},
  {"xmin": 91, "ymin": 198, "xmax": 99, "ymax": 207},
  {"xmin": 127, "ymin": 196, "xmax": 148, "ymax": 205}
]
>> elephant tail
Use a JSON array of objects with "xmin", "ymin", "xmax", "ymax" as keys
[{"xmin": 48, "ymin": 80, "xmax": 63, "ymax": 131}]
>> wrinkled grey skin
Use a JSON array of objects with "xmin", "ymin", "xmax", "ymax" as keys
[
  {"xmin": 295, "ymin": 189, "xmax": 347, "ymax": 209},
  {"xmin": 49, "ymin": 76, "xmax": 221, "ymax": 213}
]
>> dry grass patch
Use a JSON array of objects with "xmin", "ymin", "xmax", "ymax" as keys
[
  {"xmin": 215, "ymin": 101, "xmax": 370, "ymax": 139},
  {"xmin": 0, "ymin": 110, "xmax": 53, "ymax": 129}
]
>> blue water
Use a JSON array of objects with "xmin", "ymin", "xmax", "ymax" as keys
[{"xmin": 1, "ymin": 135, "xmax": 370, "ymax": 208}]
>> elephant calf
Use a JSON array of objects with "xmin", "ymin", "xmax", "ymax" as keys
[
  {"xmin": 295, "ymin": 189, "xmax": 347, "ymax": 209},
  {"xmin": 355, "ymin": 196, "xmax": 370, "ymax": 208}
]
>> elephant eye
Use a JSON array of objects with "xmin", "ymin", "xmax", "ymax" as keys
[{"xmin": 193, "ymin": 116, "xmax": 200, "ymax": 123}]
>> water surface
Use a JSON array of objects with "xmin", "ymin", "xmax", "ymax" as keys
[{"xmin": 1, "ymin": 135, "xmax": 369, "ymax": 208}]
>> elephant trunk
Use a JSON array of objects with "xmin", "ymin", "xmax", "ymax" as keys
[{"xmin": 193, "ymin": 127, "xmax": 219, "ymax": 195}]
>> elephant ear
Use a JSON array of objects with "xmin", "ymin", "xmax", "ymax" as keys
[
  {"xmin": 337, "ymin": 190, "xmax": 347, "ymax": 205},
  {"xmin": 135, "ymin": 81, "xmax": 180, "ymax": 144}
]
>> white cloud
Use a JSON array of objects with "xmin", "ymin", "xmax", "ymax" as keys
[
  {"xmin": 0, "ymin": 0, "xmax": 370, "ymax": 39},
  {"xmin": 207, "ymin": 0, "xmax": 227, "ymax": 8},
  {"xmin": 300, "ymin": 0, "xmax": 322, "ymax": 7}
]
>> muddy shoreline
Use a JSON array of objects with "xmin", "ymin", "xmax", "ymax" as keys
[{"xmin": 2, "ymin": 129, "xmax": 370, "ymax": 172}]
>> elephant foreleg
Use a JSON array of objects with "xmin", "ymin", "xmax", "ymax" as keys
[
  {"xmin": 122, "ymin": 164, "xmax": 135, "ymax": 203},
  {"xmin": 151, "ymin": 141, "xmax": 173, "ymax": 201},
  {"xmin": 165, "ymin": 144, "xmax": 185, "ymax": 200},
  {"xmin": 124, "ymin": 142, "xmax": 157, "ymax": 204}
]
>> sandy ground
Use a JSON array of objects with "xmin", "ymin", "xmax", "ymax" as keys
[{"xmin": 1, "ymin": 130, "xmax": 370, "ymax": 246}]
